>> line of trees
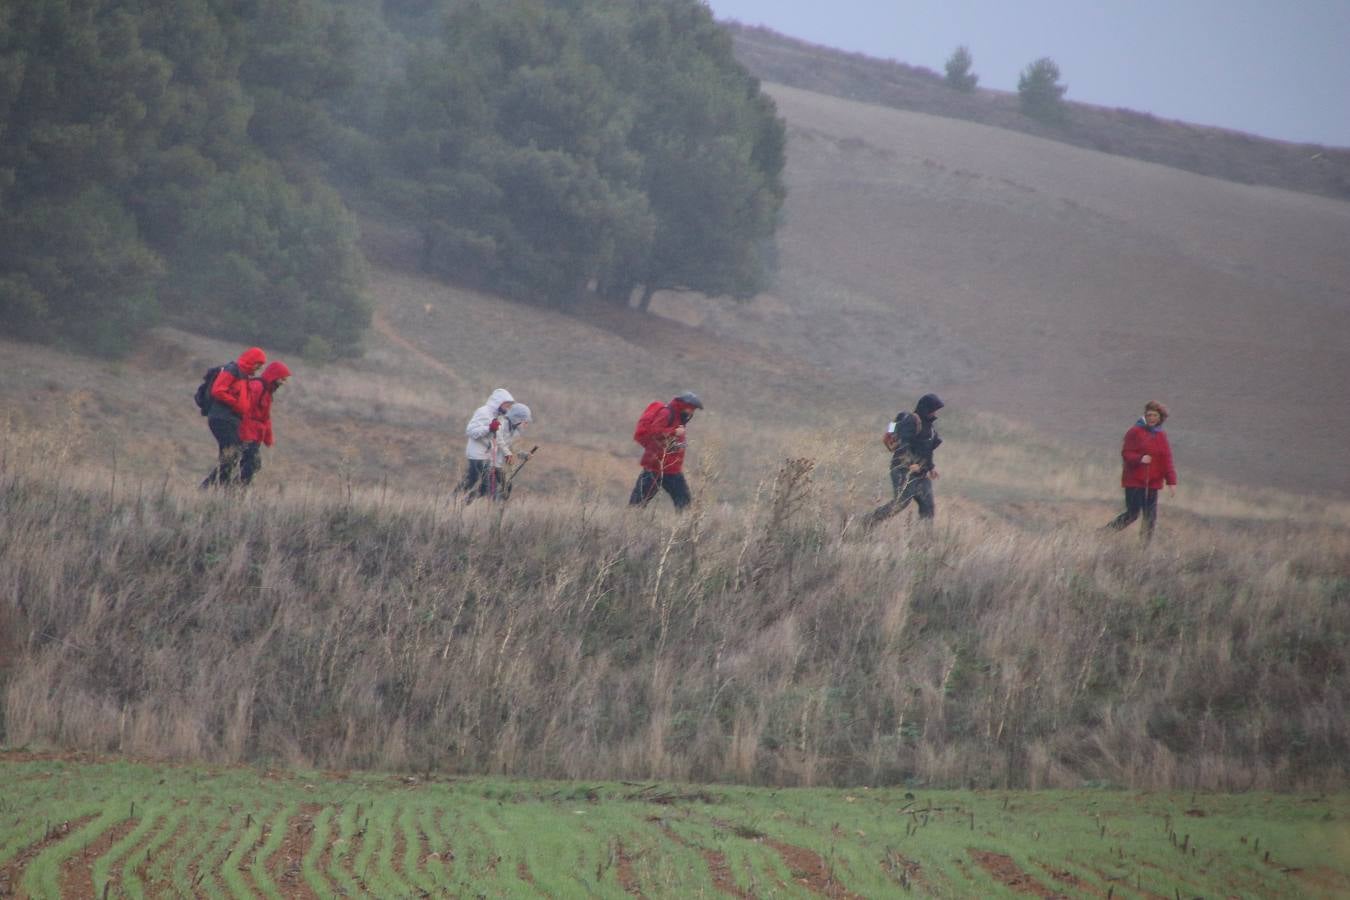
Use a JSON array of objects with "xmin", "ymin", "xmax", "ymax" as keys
[
  {"xmin": 0, "ymin": 0, "xmax": 786, "ymax": 355},
  {"xmin": 944, "ymin": 46, "xmax": 1068, "ymax": 123}
]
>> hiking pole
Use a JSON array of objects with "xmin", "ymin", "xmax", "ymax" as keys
[
  {"xmin": 488, "ymin": 430, "xmax": 499, "ymax": 500},
  {"xmin": 502, "ymin": 445, "xmax": 540, "ymax": 498}
]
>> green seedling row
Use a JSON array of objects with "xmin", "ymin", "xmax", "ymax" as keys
[
  {"xmin": 110, "ymin": 802, "xmax": 190, "ymax": 899},
  {"xmin": 1, "ymin": 754, "xmax": 1345, "ymax": 898}
]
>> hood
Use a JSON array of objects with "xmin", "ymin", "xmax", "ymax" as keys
[
  {"xmin": 260, "ymin": 361, "xmax": 291, "ymax": 389},
  {"xmin": 915, "ymin": 393, "xmax": 944, "ymax": 418},
  {"xmin": 486, "ymin": 388, "xmax": 514, "ymax": 412},
  {"xmin": 505, "ymin": 403, "xmax": 532, "ymax": 429},
  {"xmin": 238, "ymin": 347, "xmax": 266, "ymax": 375}
]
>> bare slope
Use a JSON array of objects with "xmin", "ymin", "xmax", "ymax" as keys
[
  {"xmin": 659, "ymin": 83, "xmax": 1350, "ymax": 496},
  {"xmin": 727, "ymin": 23, "xmax": 1350, "ymax": 201}
]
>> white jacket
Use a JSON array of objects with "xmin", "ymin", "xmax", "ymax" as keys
[{"xmin": 465, "ymin": 388, "xmax": 514, "ymax": 463}]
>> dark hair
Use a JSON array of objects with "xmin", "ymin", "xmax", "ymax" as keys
[{"xmin": 1144, "ymin": 400, "xmax": 1169, "ymax": 422}]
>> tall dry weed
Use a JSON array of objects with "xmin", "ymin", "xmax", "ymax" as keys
[{"xmin": 1, "ymin": 436, "xmax": 1346, "ymax": 791}]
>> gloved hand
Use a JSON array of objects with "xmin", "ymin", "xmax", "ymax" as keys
[{"xmin": 489, "ymin": 419, "xmax": 500, "ymax": 433}]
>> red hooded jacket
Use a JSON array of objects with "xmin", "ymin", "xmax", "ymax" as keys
[
  {"xmin": 634, "ymin": 397, "xmax": 697, "ymax": 475},
  {"xmin": 239, "ymin": 361, "xmax": 290, "ymax": 446},
  {"xmin": 1120, "ymin": 421, "xmax": 1177, "ymax": 490},
  {"xmin": 210, "ymin": 347, "xmax": 266, "ymax": 418}
]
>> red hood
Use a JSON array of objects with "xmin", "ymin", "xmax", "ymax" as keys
[
  {"xmin": 238, "ymin": 347, "xmax": 266, "ymax": 375},
  {"xmin": 260, "ymin": 361, "xmax": 290, "ymax": 388}
]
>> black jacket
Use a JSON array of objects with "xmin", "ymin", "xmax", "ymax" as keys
[{"xmin": 889, "ymin": 411, "xmax": 942, "ymax": 472}]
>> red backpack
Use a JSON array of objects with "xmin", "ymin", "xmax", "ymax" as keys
[{"xmin": 634, "ymin": 401, "xmax": 673, "ymax": 444}]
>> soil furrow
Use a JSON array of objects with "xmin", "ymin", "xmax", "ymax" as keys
[
  {"xmin": 969, "ymin": 848, "xmax": 1062, "ymax": 898},
  {"xmin": 0, "ymin": 814, "xmax": 98, "ymax": 898},
  {"xmin": 57, "ymin": 816, "xmax": 139, "ymax": 900},
  {"xmin": 264, "ymin": 804, "xmax": 323, "ymax": 900}
]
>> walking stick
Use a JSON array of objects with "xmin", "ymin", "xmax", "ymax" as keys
[
  {"xmin": 502, "ymin": 445, "xmax": 539, "ymax": 498},
  {"xmin": 488, "ymin": 430, "xmax": 499, "ymax": 499}
]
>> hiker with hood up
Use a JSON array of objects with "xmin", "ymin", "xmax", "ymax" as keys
[
  {"xmin": 1105, "ymin": 400, "xmax": 1176, "ymax": 539},
  {"xmin": 462, "ymin": 388, "xmax": 532, "ymax": 500},
  {"xmin": 869, "ymin": 392, "xmax": 944, "ymax": 524},
  {"xmin": 629, "ymin": 391, "xmax": 703, "ymax": 510},
  {"xmin": 202, "ymin": 346, "xmax": 266, "ymax": 488},
  {"xmin": 238, "ymin": 361, "xmax": 291, "ymax": 485}
]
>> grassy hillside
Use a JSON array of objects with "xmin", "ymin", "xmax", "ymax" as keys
[
  {"xmin": 3, "ymin": 51, "xmax": 1349, "ymax": 819},
  {"xmin": 726, "ymin": 23, "xmax": 1350, "ymax": 201},
  {"xmin": 4, "ymin": 394, "xmax": 1347, "ymax": 792}
]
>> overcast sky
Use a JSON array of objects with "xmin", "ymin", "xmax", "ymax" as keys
[{"xmin": 704, "ymin": 0, "xmax": 1350, "ymax": 148}]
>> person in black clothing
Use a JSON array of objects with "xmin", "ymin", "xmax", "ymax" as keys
[{"xmin": 869, "ymin": 393, "xmax": 944, "ymax": 524}]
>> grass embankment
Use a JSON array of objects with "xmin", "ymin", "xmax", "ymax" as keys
[
  {"xmin": 0, "ymin": 755, "xmax": 1345, "ymax": 899},
  {"xmin": 2, "ymin": 439, "xmax": 1346, "ymax": 793}
]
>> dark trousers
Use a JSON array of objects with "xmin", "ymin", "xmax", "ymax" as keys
[
  {"xmin": 1107, "ymin": 487, "xmax": 1158, "ymax": 537},
  {"xmin": 202, "ymin": 416, "xmax": 243, "ymax": 488},
  {"xmin": 240, "ymin": 442, "xmax": 263, "ymax": 484},
  {"xmin": 629, "ymin": 470, "xmax": 691, "ymax": 509},
  {"xmin": 869, "ymin": 466, "xmax": 935, "ymax": 524},
  {"xmin": 461, "ymin": 458, "xmax": 505, "ymax": 501}
]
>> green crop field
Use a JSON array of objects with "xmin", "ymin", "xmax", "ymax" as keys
[{"xmin": 0, "ymin": 753, "xmax": 1345, "ymax": 898}]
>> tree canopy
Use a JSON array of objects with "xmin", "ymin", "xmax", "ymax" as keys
[
  {"xmin": 1, "ymin": 0, "xmax": 786, "ymax": 356},
  {"xmin": 1018, "ymin": 56, "xmax": 1067, "ymax": 124},
  {"xmin": 944, "ymin": 45, "xmax": 978, "ymax": 93},
  {"xmin": 380, "ymin": 0, "xmax": 786, "ymax": 309}
]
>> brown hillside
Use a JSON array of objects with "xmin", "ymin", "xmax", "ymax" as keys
[
  {"xmin": 727, "ymin": 23, "xmax": 1350, "ymax": 201},
  {"xmin": 2, "ymin": 84, "xmax": 1347, "ymax": 502},
  {"xmin": 653, "ymin": 83, "xmax": 1350, "ymax": 497}
]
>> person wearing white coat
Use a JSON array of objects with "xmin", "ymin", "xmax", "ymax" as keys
[{"xmin": 461, "ymin": 388, "xmax": 532, "ymax": 500}]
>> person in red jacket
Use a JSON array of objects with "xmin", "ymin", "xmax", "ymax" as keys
[
  {"xmin": 629, "ymin": 391, "xmax": 703, "ymax": 509},
  {"xmin": 1106, "ymin": 400, "xmax": 1177, "ymax": 539},
  {"xmin": 238, "ymin": 361, "xmax": 291, "ymax": 485},
  {"xmin": 202, "ymin": 346, "xmax": 266, "ymax": 488}
]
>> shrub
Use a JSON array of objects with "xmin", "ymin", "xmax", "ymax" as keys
[
  {"xmin": 944, "ymin": 46, "xmax": 978, "ymax": 93},
  {"xmin": 1018, "ymin": 57, "xmax": 1067, "ymax": 123}
]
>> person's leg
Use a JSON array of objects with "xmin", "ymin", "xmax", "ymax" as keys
[
  {"xmin": 889, "ymin": 462, "xmax": 907, "ymax": 498},
  {"xmin": 1141, "ymin": 488, "xmax": 1159, "ymax": 538},
  {"xmin": 239, "ymin": 442, "xmax": 261, "ymax": 485},
  {"xmin": 910, "ymin": 477, "xmax": 936, "ymax": 520},
  {"xmin": 869, "ymin": 466, "xmax": 911, "ymax": 524},
  {"xmin": 630, "ymin": 471, "xmax": 660, "ymax": 506},
  {"xmin": 1107, "ymin": 488, "xmax": 1144, "ymax": 529},
  {"xmin": 663, "ymin": 473, "xmax": 691, "ymax": 509},
  {"xmin": 461, "ymin": 459, "xmax": 488, "ymax": 500},
  {"xmin": 203, "ymin": 417, "xmax": 243, "ymax": 488}
]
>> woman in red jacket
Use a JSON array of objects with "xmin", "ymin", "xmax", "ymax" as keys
[
  {"xmin": 239, "ymin": 361, "xmax": 291, "ymax": 485},
  {"xmin": 1106, "ymin": 400, "xmax": 1177, "ymax": 538}
]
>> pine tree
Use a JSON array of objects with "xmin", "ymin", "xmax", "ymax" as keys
[
  {"xmin": 944, "ymin": 46, "xmax": 978, "ymax": 93},
  {"xmin": 1018, "ymin": 57, "xmax": 1068, "ymax": 123}
]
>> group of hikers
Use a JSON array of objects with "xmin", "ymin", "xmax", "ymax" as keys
[
  {"xmin": 200, "ymin": 346, "xmax": 1177, "ymax": 537},
  {"xmin": 198, "ymin": 346, "xmax": 291, "ymax": 488}
]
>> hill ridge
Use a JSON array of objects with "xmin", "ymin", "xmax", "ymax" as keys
[{"xmin": 725, "ymin": 22, "xmax": 1350, "ymax": 201}]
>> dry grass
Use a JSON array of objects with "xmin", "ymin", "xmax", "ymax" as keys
[
  {"xmin": 3, "ymin": 422, "xmax": 1346, "ymax": 791},
  {"xmin": 1, "ymin": 54, "xmax": 1347, "ymax": 793}
]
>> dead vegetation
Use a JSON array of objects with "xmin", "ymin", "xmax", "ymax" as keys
[{"xmin": 1, "ymin": 434, "xmax": 1346, "ymax": 792}]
